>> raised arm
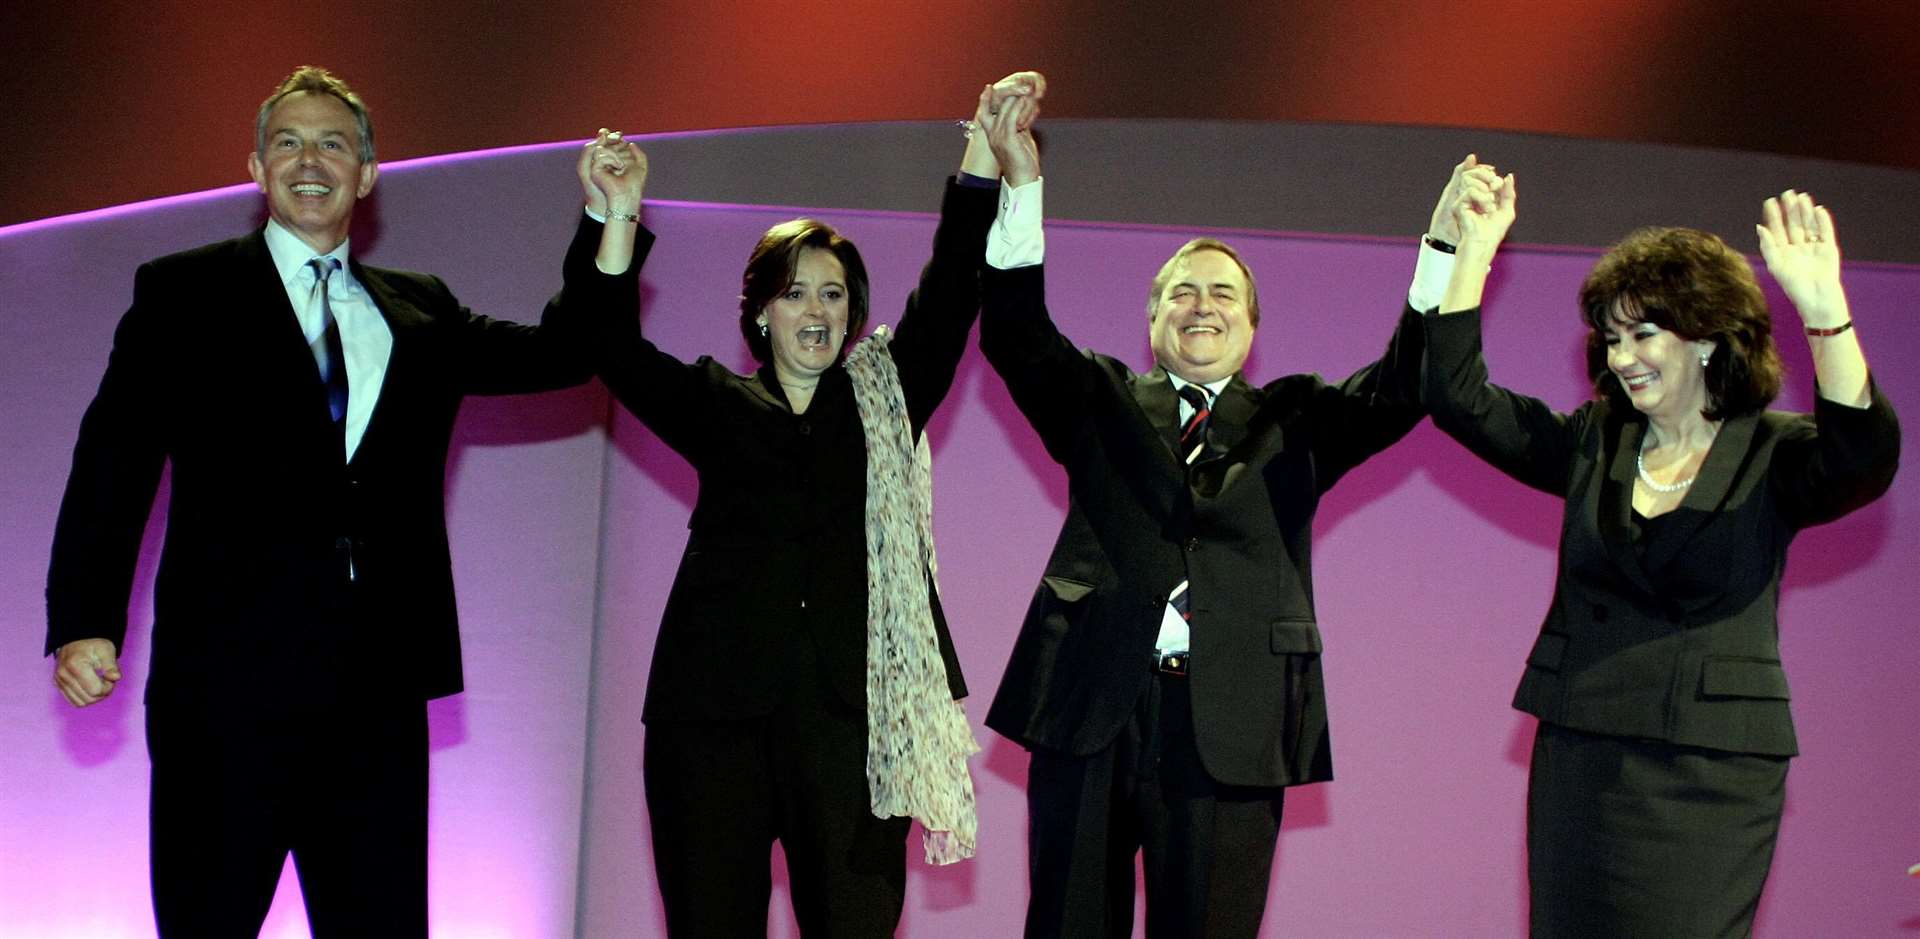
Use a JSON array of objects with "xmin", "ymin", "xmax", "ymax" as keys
[
  {"xmin": 1438, "ymin": 159, "xmax": 1516, "ymax": 315},
  {"xmin": 562, "ymin": 136, "xmax": 736, "ymax": 457},
  {"xmin": 1756, "ymin": 190, "xmax": 1869, "ymax": 408},
  {"xmin": 1422, "ymin": 158, "xmax": 1584, "ymax": 495},
  {"xmin": 884, "ymin": 83, "xmax": 1016, "ymax": 433},
  {"xmin": 582, "ymin": 129, "xmax": 649, "ymax": 275},
  {"xmin": 973, "ymin": 73, "xmax": 1107, "ymax": 460},
  {"xmin": 440, "ymin": 129, "xmax": 650, "ymax": 399},
  {"xmin": 1757, "ymin": 192, "xmax": 1899, "ymax": 524}
]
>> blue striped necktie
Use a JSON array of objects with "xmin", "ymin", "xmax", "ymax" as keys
[{"xmin": 307, "ymin": 257, "xmax": 348, "ymax": 423}]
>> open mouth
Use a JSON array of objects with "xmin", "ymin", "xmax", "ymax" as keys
[
  {"xmin": 290, "ymin": 182, "xmax": 333, "ymax": 197},
  {"xmin": 1621, "ymin": 372, "xmax": 1657, "ymax": 391},
  {"xmin": 797, "ymin": 325, "xmax": 831, "ymax": 349},
  {"xmin": 1182, "ymin": 325, "xmax": 1220, "ymax": 336}
]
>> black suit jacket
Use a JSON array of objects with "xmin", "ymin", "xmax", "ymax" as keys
[
  {"xmin": 578, "ymin": 180, "xmax": 992, "ymax": 722},
  {"xmin": 980, "ymin": 263, "xmax": 1427, "ymax": 788},
  {"xmin": 1424, "ymin": 309, "xmax": 1900, "ymax": 756},
  {"xmin": 45, "ymin": 217, "xmax": 625, "ymax": 707}
]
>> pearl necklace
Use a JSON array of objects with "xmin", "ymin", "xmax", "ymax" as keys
[{"xmin": 1636, "ymin": 431, "xmax": 1698, "ymax": 493}]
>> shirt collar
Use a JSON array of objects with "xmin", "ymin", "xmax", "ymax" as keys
[
  {"xmin": 1167, "ymin": 371, "xmax": 1231, "ymax": 400},
  {"xmin": 263, "ymin": 217, "xmax": 352, "ymax": 289}
]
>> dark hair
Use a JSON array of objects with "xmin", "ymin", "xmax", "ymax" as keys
[
  {"xmin": 1579, "ymin": 226, "xmax": 1782, "ymax": 420},
  {"xmin": 1147, "ymin": 237, "xmax": 1262, "ymax": 327},
  {"xmin": 256, "ymin": 66, "xmax": 375, "ymax": 163},
  {"xmin": 737, "ymin": 219, "xmax": 869, "ymax": 364}
]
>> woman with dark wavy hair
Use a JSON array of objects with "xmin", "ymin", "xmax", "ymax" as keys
[
  {"xmin": 1418, "ymin": 161, "xmax": 1898, "ymax": 936},
  {"xmin": 569, "ymin": 78, "xmax": 1042, "ymax": 936}
]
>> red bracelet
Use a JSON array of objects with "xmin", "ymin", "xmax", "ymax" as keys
[{"xmin": 1805, "ymin": 321, "xmax": 1854, "ymax": 337}]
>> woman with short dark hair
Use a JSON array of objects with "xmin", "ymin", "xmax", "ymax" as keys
[
  {"xmin": 570, "ymin": 80, "xmax": 1036, "ymax": 935},
  {"xmin": 1420, "ymin": 163, "xmax": 1899, "ymax": 937}
]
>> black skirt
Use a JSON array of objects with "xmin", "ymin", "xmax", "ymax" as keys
[{"xmin": 1527, "ymin": 721, "xmax": 1788, "ymax": 938}]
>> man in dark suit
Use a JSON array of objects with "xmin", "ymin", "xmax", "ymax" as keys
[
  {"xmin": 969, "ymin": 77, "xmax": 1479, "ymax": 936},
  {"xmin": 45, "ymin": 67, "xmax": 646, "ymax": 937}
]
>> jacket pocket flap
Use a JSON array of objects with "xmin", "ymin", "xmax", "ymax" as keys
[
  {"xmin": 1270, "ymin": 618, "xmax": 1323, "ymax": 654},
  {"xmin": 1700, "ymin": 658, "xmax": 1790, "ymax": 700},
  {"xmin": 1526, "ymin": 632, "xmax": 1567, "ymax": 671},
  {"xmin": 1041, "ymin": 576, "xmax": 1096, "ymax": 603}
]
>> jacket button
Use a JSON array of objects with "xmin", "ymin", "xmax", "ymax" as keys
[{"xmin": 1185, "ymin": 538, "xmax": 1200, "ymax": 552}]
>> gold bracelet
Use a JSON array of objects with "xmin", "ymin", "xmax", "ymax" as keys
[
  {"xmin": 1805, "ymin": 321, "xmax": 1853, "ymax": 337},
  {"xmin": 606, "ymin": 211, "xmax": 640, "ymax": 224}
]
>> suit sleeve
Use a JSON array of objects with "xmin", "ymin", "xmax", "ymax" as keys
[
  {"xmin": 1769, "ymin": 378, "xmax": 1900, "ymax": 528},
  {"xmin": 451, "ymin": 215, "xmax": 648, "ymax": 395},
  {"xmin": 884, "ymin": 179, "xmax": 996, "ymax": 437},
  {"xmin": 1422, "ymin": 308, "xmax": 1585, "ymax": 496},
  {"xmin": 1305, "ymin": 303, "xmax": 1429, "ymax": 490},
  {"xmin": 547, "ymin": 221, "xmax": 739, "ymax": 462},
  {"xmin": 45, "ymin": 264, "xmax": 170, "ymax": 655},
  {"xmin": 979, "ymin": 263, "xmax": 1108, "ymax": 465}
]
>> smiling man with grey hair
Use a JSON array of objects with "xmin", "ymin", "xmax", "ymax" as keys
[{"xmin": 45, "ymin": 65, "xmax": 648, "ymax": 937}]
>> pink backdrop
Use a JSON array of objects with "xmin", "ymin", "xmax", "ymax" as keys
[{"xmin": 4, "ymin": 138, "xmax": 1917, "ymax": 936}]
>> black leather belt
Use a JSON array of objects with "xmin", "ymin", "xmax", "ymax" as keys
[{"xmin": 1153, "ymin": 650, "xmax": 1188, "ymax": 676}]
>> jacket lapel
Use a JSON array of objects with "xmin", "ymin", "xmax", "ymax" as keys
[
  {"xmin": 237, "ymin": 230, "xmax": 340, "ymax": 429},
  {"xmin": 1196, "ymin": 376, "xmax": 1263, "ymax": 498},
  {"xmin": 1598, "ymin": 417, "xmax": 1660, "ymax": 595},
  {"xmin": 347, "ymin": 261, "xmax": 414, "ymax": 463},
  {"xmin": 1133, "ymin": 366, "xmax": 1184, "ymax": 467},
  {"xmin": 1208, "ymin": 376, "xmax": 1257, "ymax": 455}
]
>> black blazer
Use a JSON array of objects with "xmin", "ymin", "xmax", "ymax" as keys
[
  {"xmin": 45, "ymin": 218, "xmax": 621, "ymax": 707},
  {"xmin": 580, "ymin": 180, "xmax": 992, "ymax": 722},
  {"xmin": 979, "ymin": 262, "xmax": 1427, "ymax": 788},
  {"xmin": 1423, "ymin": 309, "xmax": 1900, "ymax": 756}
]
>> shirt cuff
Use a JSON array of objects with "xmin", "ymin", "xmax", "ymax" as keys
[
  {"xmin": 1408, "ymin": 237, "xmax": 1459, "ymax": 313},
  {"xmin": 583, "ymin": 206, "xmax": 607, "ymax": 224},
  {"xmin": 987, "ymin": 177, "xmax": 1045, "ymax": 270}
]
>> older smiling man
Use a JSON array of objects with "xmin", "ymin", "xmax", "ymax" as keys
[
  {"xmin": 967, "ymin": 74, "xmax": 1485, "ymax": 937},
  {"xmin": 45, "ymin": 66, "xmax": 644, "ymax": 937}
]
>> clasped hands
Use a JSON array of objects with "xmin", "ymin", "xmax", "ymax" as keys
[
  {"xmin": 963, "ymin": 71, "xmax": 1047, "ymax": 187},
  {"xmin": 579, "ymin": 128, "xmax": 648, "ymax": 219}
]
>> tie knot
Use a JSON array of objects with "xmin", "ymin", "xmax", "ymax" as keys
[
  {"xmin": 1178, "ymin": 383, "xmax": 1211, "ymax": 411},
  {"xmin": 307, "ymin": 256, "xmax": 340, "ymax": 284}
]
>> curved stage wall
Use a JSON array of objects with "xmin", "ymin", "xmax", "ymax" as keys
[{"xmin": 3, "ymin": 123, "xmax": 1916, "ymax": 937}]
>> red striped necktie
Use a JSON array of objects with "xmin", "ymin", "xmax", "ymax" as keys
[{"xmin": 1177, "ymin": 383, "xmax": 1214, "ymax": 465}]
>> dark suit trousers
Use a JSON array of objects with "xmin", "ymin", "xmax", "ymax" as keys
[
  {"xmin": 1025, "ymin": 672, "xmax": 1285, "ymax": 939},
  {"xmin": 146, "ymin": 697, "xmax": 428, "ymax": 938},
  {"xmin": 643, "ymin": 639, "xmax": 911, "ymax": 938}
]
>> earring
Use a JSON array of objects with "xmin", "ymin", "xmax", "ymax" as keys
[
  {"xmin": 1698, "ymin": 348, "xmax": 1711, "ymax": 367},
  {"xmin": 759, "ymin": 322, "xmax": 768, "ymax": 337}
]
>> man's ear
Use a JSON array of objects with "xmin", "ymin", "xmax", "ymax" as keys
[{"xmin": 247, "ymin": 151, "xmax": 267, "ymax": 193}]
